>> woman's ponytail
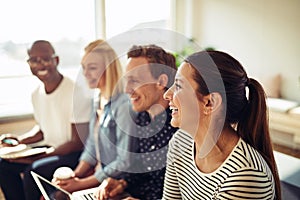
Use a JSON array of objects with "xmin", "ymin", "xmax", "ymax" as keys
[{"xmin": 238, "ymin": 78, "xmax": 281, "ymax": 200}]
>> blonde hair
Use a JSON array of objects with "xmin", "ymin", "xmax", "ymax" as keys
[{"xmin": 82, "ymin": 39, "xmax": 123, "ymax": 98}]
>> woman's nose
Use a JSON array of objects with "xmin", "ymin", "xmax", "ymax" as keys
[
  {"xmin": 163, "ymin": 86, "xmax": 173, "ymax": 101},
  {"xmin": 82, "ymin": 68, "xmax": 89, "ymax": 77}
]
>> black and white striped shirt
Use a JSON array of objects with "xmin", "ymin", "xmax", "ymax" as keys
[{"xmin": 162, "ymin": 130, "xmax": 275, "ymax": 200}]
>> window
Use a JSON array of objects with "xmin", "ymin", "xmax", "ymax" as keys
[
  {"xmin": 103, "ymin": 0, "xmax": 172, "ymax": 66},
  {"xmin": 0, "ymin": 0, "xmax": 95, "ymax": 118},
  {"xmin": 0, "ymin": 0, "xmax": 172, "ymax": 119},
  {"xmin": 105, "ymin": 0, "xmax": 171, "ymax": 38}
]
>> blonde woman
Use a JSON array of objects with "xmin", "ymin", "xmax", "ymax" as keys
[{"xmin": 53, "ymin": 40, "xmax": 137, "ymax": 194}]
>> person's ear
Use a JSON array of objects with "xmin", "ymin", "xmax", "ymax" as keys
[
  {"xmin": 156, "ymin": 74, "xmax": 168, "ymax": 89},
  {"xmin": 203, "ymin": 92, "xmax": 222, "ymax": 115},
  {"xmin": 53, "ymin": 56, "xmax": 59, "ymax": 66}
]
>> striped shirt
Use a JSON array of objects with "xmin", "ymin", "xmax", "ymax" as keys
[{"xmin": 162, "ymin": 130, "xmax": 275, "ymax": 200}]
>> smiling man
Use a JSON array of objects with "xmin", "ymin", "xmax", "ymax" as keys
[
  {"xmin": 0, "ymin": 40, "xmax": 91, "ymax": 200},
  {"xmin": 93, "ymin": 44, "xmax": 178, "ymax": 200}
]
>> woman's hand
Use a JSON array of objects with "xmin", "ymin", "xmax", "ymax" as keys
[
  {"xmin": 122, "ymin": 197, "xmax": 140, "ymax": 200},
  {"xmin": 94, "ymin": 178, "xmax": 127, "ymax": 200},
  {"xmin": 52, "ymin": 176, "xmax": 82, "ymax": 193}
]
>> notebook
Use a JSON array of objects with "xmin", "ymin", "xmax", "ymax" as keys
[
  {"xmin": 31, "ymin": 171, "xmax": 97, "ymax": 200},
  {"xmin": 0, "ymin": 144, "xmax": 54, "ymax": 159}
]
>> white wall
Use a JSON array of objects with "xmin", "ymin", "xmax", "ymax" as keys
[{"xmin": 178, "ymin": 0, "xmax": 300, "ymax": 102}]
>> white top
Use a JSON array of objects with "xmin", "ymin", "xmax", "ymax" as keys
[
  {"xmin": 32, "ymin": 76, "xmax": 91, "ymax": 148},
  {"xmin": 162, "ymin": 130, "xmax": 275, "ymax": 200}
]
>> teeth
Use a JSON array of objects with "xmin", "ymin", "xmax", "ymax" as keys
[
  {"xmin": 38, "ymin": 70, "xmax": 47, "ymax": 76},
  {"xmin": 170, "ymin": 106, "xmax": 178, "ymax": 111},
  {"xmin": 130, "ymin": 97, "xmax": 138, "ymax": 101}
]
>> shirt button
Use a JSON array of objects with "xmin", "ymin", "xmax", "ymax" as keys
[
  {"xmin": 147, "ymin": 166, "xmax": 152, "ymax": 171},
  {"xmin": 150, "ymin": 145, "xmax": 155, "ymax": 150}
]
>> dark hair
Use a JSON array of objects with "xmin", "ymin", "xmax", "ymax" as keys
[
  {"xmin": 185, "ymin": 50, "xmax": 281, "ymax": 199},
  {"xmin": 27, "ymin": 40, "xmax": 55, "ymax": 55},
  {"xmin": 127, "ymin": 44, "xmax": 177, "ymax": 88}
]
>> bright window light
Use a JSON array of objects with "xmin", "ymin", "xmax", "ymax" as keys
[
  {"xmin": 0, "ymin": 0, "xmax": 95, "ymax": 117},
  {"xmin": 0, "ymin": 0, "xmax": 171, "ymax": 118},
  {"xmin": 105, "ymin": 0, "xmax": 171, "ymax": 38}
]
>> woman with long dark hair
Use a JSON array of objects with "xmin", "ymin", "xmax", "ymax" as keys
[{"xmin": 163, "ymin": 50, "xmax": 281, "ymax": 199}]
